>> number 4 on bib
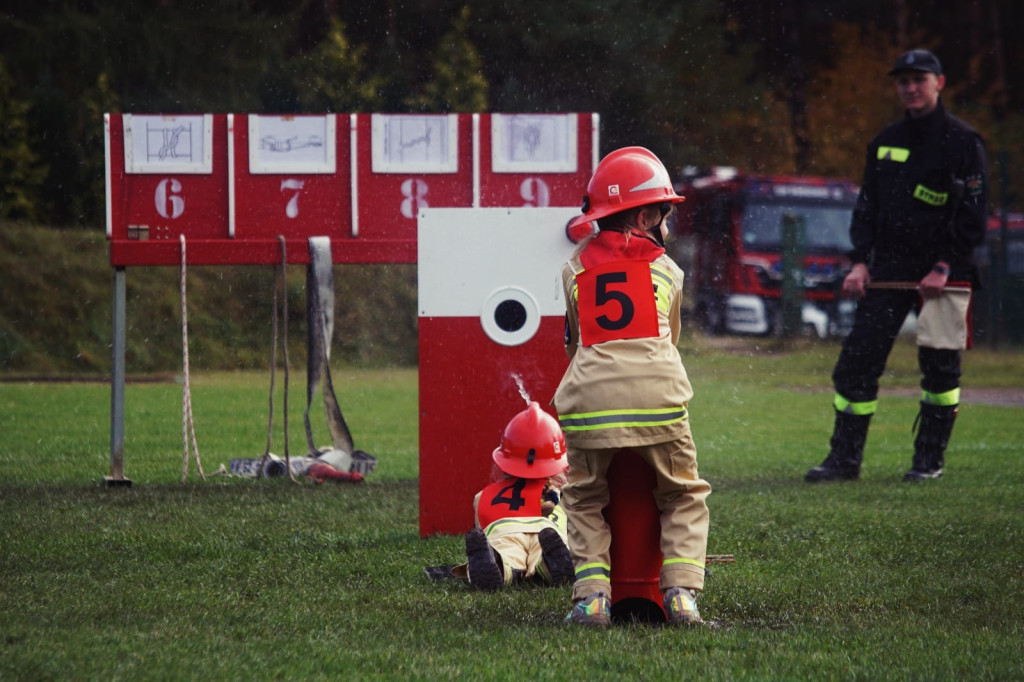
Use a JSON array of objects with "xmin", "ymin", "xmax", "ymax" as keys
[{"xmin": 576, "ymin": 259, "xmax": 659, "ymax": 346}]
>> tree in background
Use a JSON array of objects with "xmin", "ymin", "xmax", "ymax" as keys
[
  {"xmin": 0, "ymin": 0, "xmax": 302, "ymax": 225},
  {"xmin": 0, "ymin": 56, "xmax": 46, "ymax": 221},
  {"xmin": 0, "ymin": 0, "xmax": 1020, "ymax": 226},
  {"xmin": 645, "ymin": 0, "xmax": 795, "ymax": 175},
  {"xmin": 404, "ymin": 6, "xmax": 488, "ymax": 113},
  {"xmin": 805, "ymin": 23, "xmax": 899, "ymax": 180},
  {"xmin": 466, "ymin": 0, "xmax": 696, "ymax": 154},
  {"xmin": 288, "ymin": 18, "xmax": 384, "ymax": 113}
]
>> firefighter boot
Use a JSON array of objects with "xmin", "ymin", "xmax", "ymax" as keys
[
  {"xmin": 904, "ymin": 403, "xmax": 957, "ymax": 481},
  {"xmin": 805, "ymin": 410, "xmax": 872, "ymax": 482},
  {"xmin": 465, "ymin": 528, "xmax": 503, "ymax": 591}
]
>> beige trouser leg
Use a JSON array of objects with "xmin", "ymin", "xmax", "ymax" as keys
[
  {"xmin": 452, "ymin": 518, "xmax": 565, "ymax": 585},
  {"xmin": 643, "ymin": 432, "xmax": 711, "ymax": 592},
  {"xmin": 563, "ymin": 449, "xmax": 614, "ymax": 600},
  {"xmin": 485, "ymin": 517, "xmax": 567, "ymax": 584},
  {"xmin": 562, "ymin": 427, "xmax": 711, "ymax": 601}
]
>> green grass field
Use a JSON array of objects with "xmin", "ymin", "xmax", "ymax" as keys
[{"xmin": 1, "ymin": 338, "xmax": 1022, "ymax": 680}]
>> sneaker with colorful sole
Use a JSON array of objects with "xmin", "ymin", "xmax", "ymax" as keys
[
  {"xmin": 565, "ymin": 591, "xmax": 611, "ymax": 628},
  {"xmin": 663, "ymin": 586, "xmax": 703, "ymax": 626}
]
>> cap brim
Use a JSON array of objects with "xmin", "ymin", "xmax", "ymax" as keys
[{"xmin": 888, "ymin": 66, "xmax": 938, "ymax": 76}]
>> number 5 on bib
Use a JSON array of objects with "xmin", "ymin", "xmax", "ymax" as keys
[{"xmin": 576, "ymin": 259, "xmax": 659, "ymax": 346}]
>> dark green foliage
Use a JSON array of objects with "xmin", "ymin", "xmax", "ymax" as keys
[
  {"xmin": 0, "ymin": 56, "xmax": 47, "ymax": 220},
  {"xmin": 2, "ymin": 1, "xmax": 1022, "ymax": 226}
]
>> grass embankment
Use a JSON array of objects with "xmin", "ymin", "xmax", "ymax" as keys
[
  {"xmin": 0, "ymin": 222, "xmax": 417, "ymax": 375},
  {"xmin": 1, "ymin": 343, "xmax": 1022, "ymax": 680}
]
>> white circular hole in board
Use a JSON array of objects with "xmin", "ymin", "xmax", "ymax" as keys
[{"xmin": 480, "ymin": 286, "xmax": 542, "ymax": 347}]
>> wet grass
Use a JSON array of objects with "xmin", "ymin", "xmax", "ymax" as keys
[{"xmin": 1, "ymin": 349, "xmax": 1022, "ymax": 680}]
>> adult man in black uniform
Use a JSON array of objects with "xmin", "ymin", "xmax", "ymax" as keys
[{"xmin": 805, "ymin": 49, "xmax": 988, "ymax": 483}]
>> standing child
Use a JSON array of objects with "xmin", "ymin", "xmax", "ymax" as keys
[
  {"xmin": 553, "ymin": 146, "xmax": 711, "ymax": 627},
  {"xmin": 462, "ymin": 402, "xmax": 575, "ymax": 592}
]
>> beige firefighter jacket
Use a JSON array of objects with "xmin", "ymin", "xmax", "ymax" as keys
[{"xmin": 551, "ymin": 232, "xmax": 693, "ymax": 450}]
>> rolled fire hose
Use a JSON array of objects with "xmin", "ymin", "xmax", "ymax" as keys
[{"xmin": 304, "ymin": 237, "xmax": 356, "ymax": 470}]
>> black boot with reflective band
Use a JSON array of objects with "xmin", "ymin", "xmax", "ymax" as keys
[
  {"xmin": 904, "ymin": 403, "xmax": 957, "ymax": 482},
  {"xmin": 805, "ymin": 411, "xmax": 872, "ymax": 482}
]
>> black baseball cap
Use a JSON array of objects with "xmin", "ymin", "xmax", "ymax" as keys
[{"xmin": 888, "ymin": 49, "xmax": 942, "ymax": 76}]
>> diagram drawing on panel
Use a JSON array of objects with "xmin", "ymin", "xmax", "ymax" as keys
[
  {"xmin": 372, "ymin": 114, "xmax": 458, "ymax": 173},
  {"xmin": 151, "ymin": 124, "xmax": 191, "ymax": 162},
  {"xmin": 249, "ymin": 115, "xmax": 336, "ymax": 174},
  {"xmin": 492, "ymin": 114, "xmax": 578, "ymax": 173},
  {"xmin": 123, "ymin": 114, "xmax": 213, "ymax": 174}
]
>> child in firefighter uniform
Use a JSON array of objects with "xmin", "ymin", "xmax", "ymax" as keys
[
  {"xmin": 458, "ymin": 401, "xmax": 575, "ymax": 591},
  {"xmin": 553, "ymin": 146, "xmax": 711, "ymax": 627}
]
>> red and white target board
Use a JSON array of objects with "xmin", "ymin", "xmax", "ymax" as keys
[
  {"xmin": 105, "ymin": 112, "xmax": 599, "ymax": 266},
  {"xmin": 103, "ymin": 111, "xmax": 599, "ymax": 493},
  {"xmin": 417, "ymin": 207, "xmax": 581, "ymax": 537}
]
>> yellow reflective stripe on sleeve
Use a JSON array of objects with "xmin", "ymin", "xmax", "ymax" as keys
[
  {"xmin": 834, "ymin": 393, "xmax": 877, "ymax": 416},
  {"xmin": 913, "ymin": 184, "xmax": 948, "ymax": 206},
  {"xmin": 483, "ymin": 516, "xmax": 560, "ymax": 537},
  {"xmin": 559, "ymin": 406, "xmax": 688, "ymax": 432},
  {"xmin": 575, "ymin": 563, "xmax": 611, "ymax": 581},
  {"xmin": 650, "ymin": 264, "xmax": 674, "ymax": 313},
  {"xmin": 922, "ymin": 387, "xmax": 960, "ymax": 406},
  {"xmin": 877, "ymin": 146, "xmax": 910, "ymax": 162},
  {"xmin": 663, "ymin": 557, "xmax": 706, "ymax": 570}
]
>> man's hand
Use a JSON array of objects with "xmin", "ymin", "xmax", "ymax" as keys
[
  {"xmin": 842, "ymin": 263, "xmax": 871, "ymax": 299},
  {"xmin": 919, "ymin": 265, "xmax": 949, "ymax": 299}
]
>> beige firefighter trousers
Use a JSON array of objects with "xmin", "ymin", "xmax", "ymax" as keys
[{"xmin": 561, "ymin": 426, "xmax": 711, "ymax": 602}]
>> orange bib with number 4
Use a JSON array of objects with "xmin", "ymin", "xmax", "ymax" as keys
[
  {"xmin": 477, "ymin": 477, "xmax": 546, "ymax": 529},
  {"xmin": 576, "ymin": 259, "xmax": 659, "ymax": 346}
]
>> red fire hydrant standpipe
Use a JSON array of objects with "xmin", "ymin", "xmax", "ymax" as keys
[{"xmin": 605, "ymin": 449, "xmax": 667, "ymax": 624}]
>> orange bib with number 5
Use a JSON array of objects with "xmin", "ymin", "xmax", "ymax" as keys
[{"xmin": 576, "ymin": 259, "xmax": 659, "ymax": 346}]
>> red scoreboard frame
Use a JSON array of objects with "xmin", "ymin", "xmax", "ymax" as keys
[
  {"xmin": 105, "ymin": 112, "xmax": 599, "ymax": 266},
  {"xmin": 104, "ymin": 112, "xmax": 599, "ymax": 511}
]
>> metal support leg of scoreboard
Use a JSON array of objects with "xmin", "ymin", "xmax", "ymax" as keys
[{"xmin": 105, "ymin": 267, "xmax": 132, "ymax": 487}]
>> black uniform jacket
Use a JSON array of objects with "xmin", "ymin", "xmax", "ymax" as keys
[{"xmin": 849, "ymin": 99, "xmax": 988, "ymax": 282}]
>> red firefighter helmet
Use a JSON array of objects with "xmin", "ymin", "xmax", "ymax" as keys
[
  {"xmin": 567, "ymin": 146, "xmax": 684, "ymax": 231},
  {"xmin": 565, "ymin": 217, "xmax": 598, "ymax": 244},
  {"xmin": 492, "ymin": 402, "xmax": 568, "ymax": 479}
]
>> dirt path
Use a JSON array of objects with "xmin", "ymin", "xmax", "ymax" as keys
[{"xmin": 879, "ymin": 386, "xmax": 1024, "ymax": 408}]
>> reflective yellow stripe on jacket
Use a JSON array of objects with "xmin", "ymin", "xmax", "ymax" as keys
[
  {"xmin": 484, "ymin": 514, "xmax": 563, "ymax": 538},
  {"xmin": 559, "ymin": 406, "xmax": 688, "ymax": 433},
  {"xmin": 877, "ymin": 146, "xmax": 910, "ymax": 162},
  {"xmin": 650, "ymin": 263, "xmax": 674, "ymax": 313}
]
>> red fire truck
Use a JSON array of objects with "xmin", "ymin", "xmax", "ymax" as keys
[
  {"xmin": 669, "ymin": 167, "xmax": 860, "ymax": 337},
  {"xmin": 973, "ymin": 212, "xmax": 1024, "ymax": 343}
]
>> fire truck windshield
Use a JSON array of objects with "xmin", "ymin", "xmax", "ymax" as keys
[{"xmin": 740, "ymin": 201, "xmax": 854, "ymax": 253}]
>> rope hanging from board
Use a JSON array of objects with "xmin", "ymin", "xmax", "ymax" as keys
[
  {"xmin": 260, "ymin": 236, "xmax": 295, "ymax": 480},
  {"xmin": 180, "ymin": 235, "xmax": 205, "ymax": 481}
]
